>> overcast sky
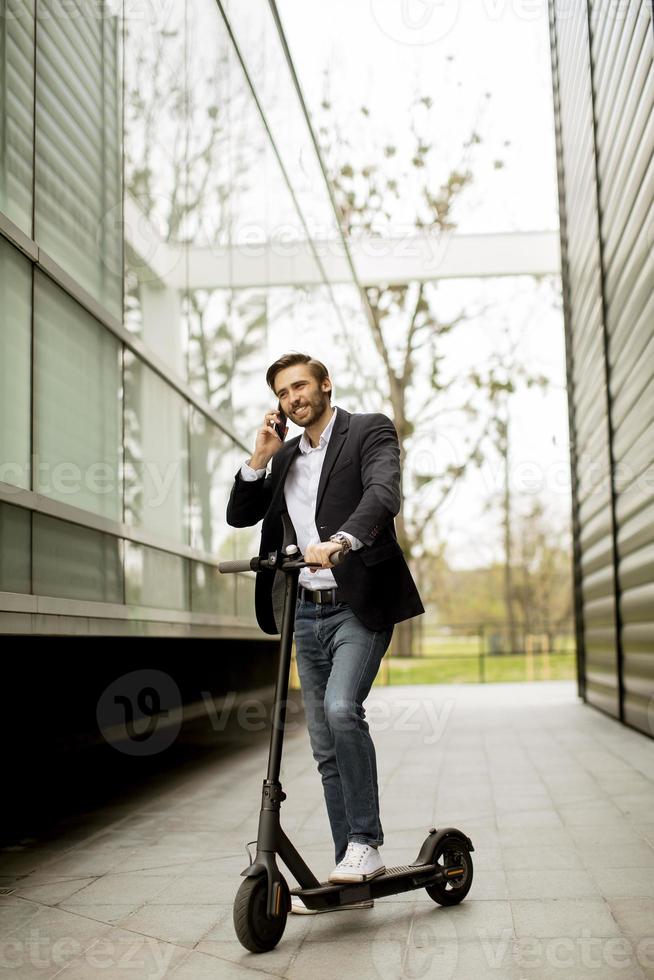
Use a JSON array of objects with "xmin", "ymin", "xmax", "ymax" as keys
[{"xmin": 278, "ymin": 0, "xmax": 560, "ymax": 233}]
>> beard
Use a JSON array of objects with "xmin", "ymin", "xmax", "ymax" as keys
[{"xmin": 289, "ymin": 387, "xmax": 330, "ymax": 428}]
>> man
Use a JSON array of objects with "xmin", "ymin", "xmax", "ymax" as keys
[{"xmin": 226, "ymin": 353, "xmax": 424, "ymax": 914}]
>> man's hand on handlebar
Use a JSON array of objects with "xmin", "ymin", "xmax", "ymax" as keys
[
  {"xmin": 304, "ymin": 540, "xmax": 344, "ymax": 572},
  {"xmin": 218, "ymin": 545, "xmax": 346, "ymax": 574}
]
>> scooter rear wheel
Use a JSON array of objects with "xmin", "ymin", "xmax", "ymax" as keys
[
  {"xmin": 233, "ymin": 874, "xmax": 289, "ymax": 953},
  {"xmin": 424, "ymin": 836, "xmax": 474, "ymax": 906}
]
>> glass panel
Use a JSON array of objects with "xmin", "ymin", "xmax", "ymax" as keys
[
  {"xmin": 182, "ymin": 0, "xmax": 232, "ymax": 250},
  {"xmin": 34, "ymin": 0, "xmax": 122, "ymax": 318},
  {"xmin": 235, "ymin": 572, "xmax": 256, "ymax": 623},
  {"xmin": 189, "ymin": 408, "xmax": 237, "ymax": 555},
  {"xmin": 33, "ymin": 271, "xmax": 122, "ymax": 521},
  {"xmin": 225, "ymin": 0, "xmax": 339, "ymax": 239},
  {"xmin": 123, "ymin": 350, "xmax": 190, "ymax": 544},
  {"xmin": 191, "ymin": 561, "xmax": 236, "ymax": 616},
  {"xmin": 0, "ymin": 502, "xmax": 31, "ymax": 593},
  {"xmin": 0, "ymin": 0, "xmax": 35, "ymax": 233},
  {"xmin": 32, "ymin": 512, "xmax": 122, "ymax": 602},
  {"xmin": 124, "ymin": 540, "xmax": 189, "ymax": 610},
  {"xmin": 224, "ymin": 22, "xmax": 322, "ymax": 286},
  {"xmin": 186, "ymin": 287, "xmax": 267, "ymax": 435},
  {"xmin": 0, "ymin": 236, "xmax": 31, "ymax": 489},
  {"xmin": 122, "ymin": 0, "xmax": 187, "ymax": 370}
]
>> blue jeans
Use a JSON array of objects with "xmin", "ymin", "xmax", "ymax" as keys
[{"xmin": 294, "ymin": 597, "xmax": 393, "ymax": 864}]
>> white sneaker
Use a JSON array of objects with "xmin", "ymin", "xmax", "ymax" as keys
[
  {"xmin": 290, "ymin": 894, "xmax": 374, "ymax": 914},
  {"xmin": 328, "ymin": 842, "xmax": 386, "ymax": 883}
]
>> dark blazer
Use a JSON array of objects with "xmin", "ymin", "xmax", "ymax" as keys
[{"xmin": 226, "ymin": 407, "xmax": 424, "ymax": 634}]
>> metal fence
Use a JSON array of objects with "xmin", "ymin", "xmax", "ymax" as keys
[{"xmin": 379, "ymin": 621, "xmax": 577, "ymax": 685}]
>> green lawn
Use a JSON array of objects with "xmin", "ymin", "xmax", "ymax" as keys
[
  {"xmin": 373, "ymin": 652, "xmax": 576, "ymax": 686},
  {"xmin": 418, "ymin": 635, "xmax": 576, "ymax": 657}
]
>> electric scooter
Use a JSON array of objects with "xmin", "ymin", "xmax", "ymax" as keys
[{"xmin": 218, "ymin": 547, "xmax": 474, "ymax": 954}]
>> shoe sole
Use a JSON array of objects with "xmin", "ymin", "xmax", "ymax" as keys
[
  {"xmin": 291, "ymin": 900, "xmax": 374, "ymax": 915},
  {"xmin": 327, "ymin": 865, "xmax": 386, "ymax": 884}
]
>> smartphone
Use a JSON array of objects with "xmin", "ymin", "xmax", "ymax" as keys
[{"xmin": 271, "ymin": 403, "xmax": 287, "ymax": 442}]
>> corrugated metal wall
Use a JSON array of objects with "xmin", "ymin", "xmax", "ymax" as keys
[{"xmin": 549, "ymin": 0, "xmax": 654, "ymax": 736}]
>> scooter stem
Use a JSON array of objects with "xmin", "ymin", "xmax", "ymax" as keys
[{"xmin": 266, "ymin": 568, "xmax": 299, "ymax": 783}]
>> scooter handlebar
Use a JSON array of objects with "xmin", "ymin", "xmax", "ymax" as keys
[
  {"xmin": 217, "ymin": 558, "xmax": 260, "ymax": 574},
  {"xmin": 218, "ymin": 548, "xmax": 346, "ymax": 574}
]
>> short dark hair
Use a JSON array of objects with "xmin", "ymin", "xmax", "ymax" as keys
[{"xmin": 265, "ymin": 352, "xmax": 332, "ymax": 399}]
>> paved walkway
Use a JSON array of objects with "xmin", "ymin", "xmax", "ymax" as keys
[{"xmin": 1, "ymin": 681, "xmax": 653, "ymax": 979}]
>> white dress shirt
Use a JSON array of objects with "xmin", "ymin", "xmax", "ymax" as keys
[{"xmin": 240, "ymin": 406, "xmax": 362, "ymax": 589}]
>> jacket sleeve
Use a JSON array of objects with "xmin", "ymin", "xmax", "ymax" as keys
[
  {"xmin": 226, "ymin": 467, "xmax": 273, "ymax": 528},
  {"xmin": 339, "ymin": 415, "xmax": 401, "ymax": 547}
]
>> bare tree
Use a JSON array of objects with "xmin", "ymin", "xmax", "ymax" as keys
[
  {"xmin": 512, "ymin": 501, "xmax": 573, "ymax": 649},
  {"xmin": 316, "ymin": 82, "xmax": 516, "ymax": 653},
  {"xmin": 479, "ymin": 325, "xmax": 550, "ymax": 653}
]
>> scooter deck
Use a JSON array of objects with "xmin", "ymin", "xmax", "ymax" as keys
[{"xmin": 290, "ymin": 861, "xmax": 462, "ymax": 910}]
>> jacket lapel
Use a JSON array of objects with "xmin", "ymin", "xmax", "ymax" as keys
[{"xmin": 315, "ymin": 407, "xmax": 350, "ymax": 516}]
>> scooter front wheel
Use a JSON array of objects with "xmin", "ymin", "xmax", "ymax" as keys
[
  {"xmin": 233, "ymin": 874, "xmax": 289, "ymax": 953},
  {"xmin": 424, "ymin": 836, "xmax": 474, "ymax": 906}
]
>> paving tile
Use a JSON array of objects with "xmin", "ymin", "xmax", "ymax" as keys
[
  {"xmin": 61, "ymin": 873, "xmax": 176, "ymax": 909},
  {"xmin": 10, "ymin": 877, "xmax": 97, "ymax": 906},
  {"xmin": 589, "ymin": 867, "xmax": 654, "ymax": 899},
  {"xmin": 510, "ymin": 935, "xmax": 648, "ymax": 979},
  {"xmin": 511, "ymin": 897, "xmax": 621, "ymax": 938},
  {"xmin": 288, "ymin": 931, "xmax": 521, "ymax": 980},
  {"xmin": 607, "ymin": 898, "xmax": 654, "ymax": 941},
  {"xmin": 196, "ymin": 936, "xmax": 304, "ymax": 977},
  {"xmin": 501, "ymin": 845, "xmax": 583, "ymax": 871},
  {"xmin": 52, "ymin": 928, "xmax": 188, "ymax": 979},
  {"xmin": 118, "ymin": 903, "xmax": 223, "ymax": 947},
  {"xmin": 493, "ymin": 793, "xmax": 553, "ymax": 812},
  {"xmin": 27, "ymin": 849, "xmax": 132, "ymax": 879},
  {"xmin": 558, "ymin": 803, "xmax": 626, "ymax": 827},
  {"xmin": 149, "ymin": 874, "xmax": 242, "ymax": 905},
  {"xmin": 567, "ymin": 824, "xmax": 644, "ymax": 847},
  {"xmin": 170, "ymin": 948, "xmax": 282, "ymax": 978},
  {"xmin": 0, "ymin": 897, "xmax": 42, "ymax": 937},
  {"xmin": 108, "ymin": 846, "xmax": 200, "ymax": 875},
  {"xmin": 412, "ymin": 899, "xmax": 514, "ymax": 940},
  {"xmin": 0, "ymin": 905, "xmax": 112, "ymax": 977},
  {"xmin": 496, "ymin": 826, "xmax": 574, "ymax": 848},
  {"xmin": 59, "ymin": 904, "xmax": 142, "ymax": 926},
  {"xmin": 465, "ymin": 870, "xmax": 509, "ymax": 901},
  {"xmin": 496, "ymin": 809, "xmax": 564, "ymax": 830},
  {"xmin": 506, "ymin": 868, "xmax": 599, "ymax": 899},
  {"xmin": 631, "ymin": 823, "xmax": 654, "ymax": 846},
  {"xmin": 577, "ymin": 842, "xmax": 654, "ymax": 870},
  {"xmin": 613, "ymin": 793, "xmax": 654, "ymax": 817}
]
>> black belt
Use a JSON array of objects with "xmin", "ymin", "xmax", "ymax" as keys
[{"xmin": 297, "ymin": 586, "xmax": 346, "ymax": 605}]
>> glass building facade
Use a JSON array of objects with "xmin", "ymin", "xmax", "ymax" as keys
[{"xmin": 0, "ymin": 0, "xmax": 369, "ymax": 637}]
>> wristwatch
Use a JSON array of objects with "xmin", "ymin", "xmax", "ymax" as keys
[{"xmin": 329, "ymin": 532, "xmax": 352, "ymax": 555}]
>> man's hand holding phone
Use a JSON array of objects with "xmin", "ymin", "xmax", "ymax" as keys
[{"xmin": 248, "ymin": 409, "xmax": 288, "ymax": 470}]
